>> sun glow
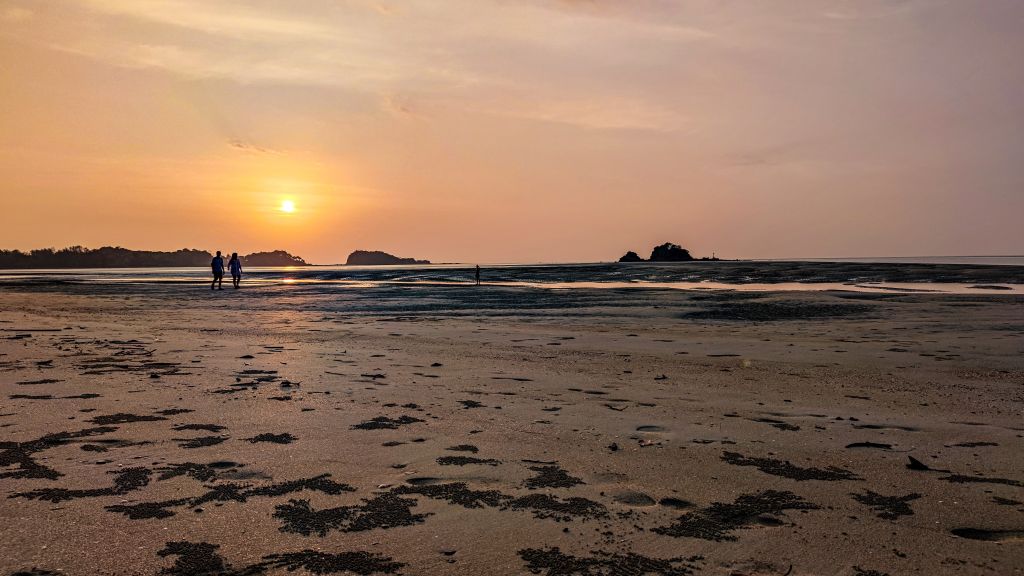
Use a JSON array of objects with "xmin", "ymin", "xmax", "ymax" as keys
[{"xmin": 280, "ymin": 199, "xmax": 296, "ymax": 213}]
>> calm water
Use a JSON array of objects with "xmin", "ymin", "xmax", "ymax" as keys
[
  {"xmin": 1, "ymin": 259, "xmax": 1021, "ymax": 294},
  {"xmin": 780, "ymin": 255, "xmax": 1024, "ymax": 266}
]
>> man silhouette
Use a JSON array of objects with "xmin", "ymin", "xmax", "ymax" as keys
[
  {"xmin": 475, "ymin": 265, "xmax": 480, "ymax": 286},
  {"xmin": 211, "ymin": 251, "xmax": 225, "ymax": 290}
]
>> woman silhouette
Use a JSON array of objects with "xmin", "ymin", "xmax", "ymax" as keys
[{"xmin": 228, "ymin": 253, "xmax": 243, "ymax": 289}]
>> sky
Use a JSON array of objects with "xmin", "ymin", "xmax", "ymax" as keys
[{"xmin": 1, "ymin": 0, "xmax": 1022, "ymax": 264}]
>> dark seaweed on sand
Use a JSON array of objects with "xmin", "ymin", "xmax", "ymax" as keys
[
  {"xmin": 395, "ymin": 481, "xmax": 607, "ymax": 521},
  {"xmin": 506, "ymin": 493, "xmax": 608, "ymax": 521},
  {"xmin": 0, "ymin": 426, "xmax": 117, "ymax": 480},
  {"xmin": 246, "ymin": 474, "xmax": 355, "ymax": 498},
  {"xmin": 446, "ymin": 444, "xmax": 479, "ymax": 453},
  {"xmin": 247, "ymin": 432, "xmax": 296, "ymax": 444},
  {"xmin": 105, "ymin": 474, "xmax": 354, "ymax": 520},
  {"xmin": 940, "ymin": 474, "xmax": 1022, "ymax": 487},
  {"xmin": 258, "ymin": 551, "xmax": 404, "ymax": 575},
  {"xmin": 106, "ymin": 498, "xmax": 192, "ymax": 520},
  {"xmin": 524, "ymin": 465, "xmax": 585, "ymax": 489},
  {"xmin": 436, "ymin": 455, "xmax": 501, "ymax": 466},
  {"xmin": 89, "ymin": 413, "xmax": 167, "ymax": 425},
  {"xmin": 155, "ymin": 541, "xmax": 404, "ymax": 575},
  {"xmin": 173, "ymin": 423, "xmax": 227, "ymax": 432},
  {"xmin": 351, "ymin": 415, "xmax": 424, "ymax": 430},
  {"xmin": 275, "ymin": 493, "xmax": 429, "ymax": 536},
  {"xmin": 851, "ymin": 490, "xmax": 921, "ymax": 520},
  {"xmin": 11, "ymin": 467, "xmax": 151, "ymax": 503},
  {"xmin": 394, "ymin": 482, "xmax": 509, "ymax": 509},
  {"xmin": 519, "ymin": 547, "xmax": 704, "ymax": 576},
  {"xmin": 682, "ymin": 301, "xmax": 872, "ymax": 321},
  {"xmin": 156, "ymin": 541, "xmax": 244, "ymax": 576},
  {"xmin": 157, "ymin": 462, "xmax": 223, "ymax": 482},
  {"xmin": 852, "ymin": 568, "xmax": 891, "ymax": 576},
  {"xmin": 721, "ymin": 451, "xmax": 859, "ymax": 481},
  {"xmin": 176, "ymin": 435, "xmax": 229, "ymax": 449},
  {"xmin": 155, "ymin": 408, "xmax": 194, "ymax": 416},
  {"xmin": 653, "ymin": 490, "xmax": 819, "ymax": 541},
  {"xmin": 752, "ymin": 418, "xmax": 800, "ymax": 431}
]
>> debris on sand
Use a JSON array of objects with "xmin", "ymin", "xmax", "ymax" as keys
[
  {"xmin": 274, "ymin": 493, "xmax": 429, "ymax": 536},
  {"xmin": 436, "ymin": 455, "xmax": 501, "ymax": 466},
  {"xmin": 0, "ymin": 426, "xmax": 117, "ymax": 480},
  {"xmin": 653, "ymin": 490, "xmax": 819, "ymax": 541},
  {"xmin": 524, "ymin": 465, "xmax": 584, "ymax": 489},
  {"xmin": 721, "ymin": 452, "xmax": 858, "ymax": 481},
  {"xmin": 12, "ymin": 467, "xmax": 151, "ymax": 502},
  {"xmin": 247, "ymin": 433, "xmax": 296, "ymax": 444},
  {"xmin": 89, "ymin": 413, "xmax": 167, "ymax": 425},
  {"xmin": 519, "ymin": 547, "xmax": 704, "ymax": 576},
  {"xmin": 351, "ymin": 415, "xmax": 424, "ymax": 430},
  {"xmin": 851, "ymin": 490, "xmax": 921, "ymax": 520}
]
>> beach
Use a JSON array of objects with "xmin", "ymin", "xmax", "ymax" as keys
[{"xmin": 1, "ymin": 270, "xmax": 1022, "ymax": 575}]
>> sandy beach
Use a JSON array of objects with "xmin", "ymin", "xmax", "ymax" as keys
[{"xmin": 1, "ymin": 278, "xmax": 1022, "ymax": 575}]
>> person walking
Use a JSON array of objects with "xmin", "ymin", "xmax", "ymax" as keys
[
  {"xmin": 211, "ymin": 251, "xmax": 225, "ymax": 290},
  {"xmin": 475, "ymin": 265, "xmax": 481, "ymax": 286},
  {"xmin": 228, "ymin": 253, "xmax": 242, "ymax": 289}
]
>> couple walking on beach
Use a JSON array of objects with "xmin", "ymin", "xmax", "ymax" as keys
[{"xmin": 211, "ymin": 251, "xmax": 242, "ymax": 290}]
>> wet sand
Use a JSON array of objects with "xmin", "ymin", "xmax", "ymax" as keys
[{"xmin": 0, "ymin": 281, "xmax": 1022, "ymax": 575}]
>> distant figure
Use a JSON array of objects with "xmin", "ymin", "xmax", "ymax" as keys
[
  {"xmin": 211, "ymin": 251, "xmax": 224, "ymax": 290},
  {"xmin": 228, "ymin": 253, "xmax": 242, "ymax": 289},
  {"xmin": 475, "ymin": 265, "xmax": 480, "ymax": 286}
]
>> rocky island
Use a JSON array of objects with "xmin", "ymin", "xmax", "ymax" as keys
[
  {"xmin": 618, "ymin": 242, "xmax": 710, "ymax": 262},
  {"xmin": 241, "ymin": 250, "xmax": 308, "ymax": 267},
  {"xmin": 345, "ymin": 250, "xmax": 430, "ymax": 266}
]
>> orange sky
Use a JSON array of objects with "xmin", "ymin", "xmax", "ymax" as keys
[{"xmin": 1, "ymin": 1, "xmax": 1023, "ymax": 264}]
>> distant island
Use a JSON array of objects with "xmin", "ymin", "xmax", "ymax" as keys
[
  {"xmin": 0, "ymin": 246, "xmax": 308, "ymax": 269},
  {"xmin": 618, "ymin": 243, "xmax": 719, "ymax": 263},
  {"xmin": 241, "ymin": 250, "xmax": 308, "ymax": 267},
  {"xmin": 345, "ymin": 250, "xmax": 430, "ymax": 266}
]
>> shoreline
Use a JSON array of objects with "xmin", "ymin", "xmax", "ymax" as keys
[{"xmin": 1, "ymin": 280, "xmax": 1022, "ymax": 575}]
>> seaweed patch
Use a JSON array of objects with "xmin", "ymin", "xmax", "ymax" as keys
[
  {"xmin": 436, "ymin": 455, "xmax": 501, "ymax": 466},
  {"xmin": 12, "ymin": 467, "xmax": 152, "ymax": 502},
  {"xmin": 176, "ymin": 436, "xmax": 229, "ymax": 449},
  {"xmin": 653, "ymin": 490, "xmax": 819, "ymax": 541},
  {"xmin": 351, "ymin": 416, "xmax": 424, "ymax": 430},
  {"xmin": 247, "ymin": 433, "xmax": 296, "ymax": 444},
  {"xmin": 89, "ymin": 413, "xmax": 168, "ymax": 425},
  {"xmin": 155, "ymin": 541, "xmax": 404, "ymax": 575},
  {"xmin": 1, "ymin": 426, "xmax": 117, "ymax": 480},
  {"xmin": 519, "ymin": 547, "xmax": 704, "ymax": 576},
  {"xmin": 721, "ymin": 451, "xmax": 858, "ymax": 481},
  {"xmin": 851, "ymin": 490, "xmax": 920, "ymax": 520},
  {"xmin": 524, "ymin": 465, "xmax": 585, "ymax": 489},
  {"xmin": 275, "ymin": 493, "xmax": 429, "ymax": 536}
]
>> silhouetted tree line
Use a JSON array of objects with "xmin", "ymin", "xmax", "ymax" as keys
[
  {"xmin": 0, "ymin": 246, "xmax": 308, "ymax": 269},
  {"xmin": 242, "ymin": 250, "xmax": 309, "ymax": 267}
]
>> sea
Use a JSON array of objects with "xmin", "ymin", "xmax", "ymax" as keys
[{"xmin": 0, "ymin": 257, "xmax": 1021, "ymax": 295}]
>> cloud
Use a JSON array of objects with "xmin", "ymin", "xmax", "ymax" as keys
[{"xmin": 227, "ymin": 139, "xmax": 278, "ymax": 155}]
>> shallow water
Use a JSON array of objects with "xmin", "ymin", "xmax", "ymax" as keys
[{"xmin": 0, "ymin": 261, "xmax": 1021, "ymax": 294}]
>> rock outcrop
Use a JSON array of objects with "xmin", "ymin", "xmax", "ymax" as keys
[
  {"xmin": 617, "ymin": 243, "xmax": 702, "ymax": 263},
  {"xmin": 345, "ymin": 250, "xmax": 430, "ymax": 266},
  {"xmin": 649, "ymin": 243, "xmax": 693, "ymax": 262}
]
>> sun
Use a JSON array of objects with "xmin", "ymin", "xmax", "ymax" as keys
[{"xmin": 279, "ymin": 199, "xmax": 296, "ymax": 213}]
